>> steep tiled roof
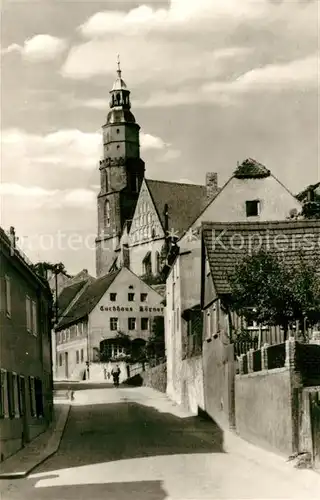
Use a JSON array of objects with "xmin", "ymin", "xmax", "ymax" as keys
[
  {"xmin": 234, "ymin": 158, "xmax": 270, "ymax": 179},
  {"xmin": 202, "ymin": 220, "xmax": 320, "ymax": 295},
  {"xmin": 145, "ymin": 179, "xmax": 208, "ymax": 237},
  {"xmin": 296, "ymin": 182, "xmax": 320, "ymax": 202},
  {"xmin": 57, "ymin": 280, "xmax": 88, "ymax": 317},
  {"xmin": 57, "ymin": 270, "xmax": 121, "ymax": 330}
]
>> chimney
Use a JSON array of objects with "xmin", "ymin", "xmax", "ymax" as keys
[
  {"xmin": 206, "ymin": 172, "xmax": 218, "ymax": 199},
  {"xmin": 9, "ymin": 226, "xmax": 16, "ymax": 249}
]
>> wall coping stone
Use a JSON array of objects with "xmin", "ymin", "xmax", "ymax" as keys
[{"xmin": 236, "ymin": 366, "xmax": 289, "ymax": 379}]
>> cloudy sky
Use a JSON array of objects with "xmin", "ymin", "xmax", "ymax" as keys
[{"xmin": 1, "ymin": 0, "xmax": 318, "ymax": 275}]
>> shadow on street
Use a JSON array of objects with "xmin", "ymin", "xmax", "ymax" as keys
[{"xmin": 1, "ymin": 397, "xmax": 224, "ymax": 499}]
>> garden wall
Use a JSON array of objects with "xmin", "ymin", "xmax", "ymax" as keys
[{"xmin": 141, "ymin": 363, "xmax": 167, "ymax": 393}]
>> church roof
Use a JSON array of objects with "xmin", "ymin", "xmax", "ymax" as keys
[
  {"xmin": 56, "ymin": 270, "xmax": 121, "ymax": 330},
  {"xmin": 112, "ymin": 77, "xmax": 127, "ymax": 91},
  {"xmin": 57, "ymin": 280, "xmax": 88, "ymax": 317},
  {"xmin": 234, "ymin": 158, "xmax": 271, "ymax": 179},
  {"xmin": 202, "ymin": 219, "xmax": 320, "ymax": 296},
  {"xmin": 145, "ymin": 179, "xmax": 208, "ymax": 238}
]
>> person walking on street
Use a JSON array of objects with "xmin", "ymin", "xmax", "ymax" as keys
[{"xmin": 111, "ymin": 365, "xmax": 121, "ymax": 387}]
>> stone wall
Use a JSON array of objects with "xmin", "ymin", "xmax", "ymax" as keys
[
  {"xmin": 141, "ymin": 363, "xmax": 167, "ymax": 393},
  {"xmin": 235, "ymin": 368, "xmax": 295, "ymax": 456},
  {"xmin": 180, "ymin": 356, "xmax": 205, "ymax": 414},
  {"xmin": 202, "ymin": 338, "xmax": 235, "ymax": 429}
]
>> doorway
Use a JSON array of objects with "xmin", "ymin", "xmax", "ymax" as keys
[
  {"xmin": 65, "ymin": 352, "xmax": 69, "ymax": 379},
  {"xmin": 19, "ymin": 376, "xmax": 29, "ymax": 445}
]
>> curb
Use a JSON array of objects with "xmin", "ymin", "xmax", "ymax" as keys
[{"xmin": 0, "ymin": 405, "xmax": 71, "ymax": 479}]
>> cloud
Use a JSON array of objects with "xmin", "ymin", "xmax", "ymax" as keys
[
  {"xmin": 1, "ymin": 128, "xmax": 101, "ymax": 171},
  {"xmin": 231, "ymin": 53, "xmax": 318, "ymax": 91},
  {"xmin": 140, "ymin": 133, "xmax": 165, "ymax": 150},
  {"xmin": 1, "ymin": 128, "xmax": 177, "ymax": 192},
  {"xmin": 78, "ymin": 1, "xmax": 265, "ymax": 38},
  {"xmin": 61, "ymin": 0, "xmax": 317, "ymax": 110},
  {"xmin": 1, "ymin": 34, "xmax": 67, "ymax": 62},
  {"xmin": 203, "ymin": 53, "xmax": 318, "ymax": 94},
  {"xmin": 158, "ymin": 149, "xmax": 182, "ymax": 163},
  {"xmin": 0, "ymin": 183, "xmax": 96, "ymax": 210}
]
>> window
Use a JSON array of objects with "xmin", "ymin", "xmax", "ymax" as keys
[
  {"xmin": 104, "ymin": 200, "xmax": 110, "ymax": 227},
  {"xmin": 12, "ymin": 373, "xmax": 20, "ymax": 418},
  {"xmin": 246, "ymin": 200, "xmax": 260, "ymax": 217},
  {"xmin": 4, "ymin": 276, "xmax": 11, "ymax": 317},
  {"xmin": 140, "ymin": 293, "xmax": 148, "ymax": 302},
  {"xmin": 128, "ymin": 293, "xmax": 135, "ymax": 302},
  {"xmin": 76, "ymin": 351, "xmax": 79, "ymax": 364},
  {"xmin": 206, "ymin": 310, "xmax": 211, "ymax": 340},
  {"xmin": 110, "ymin": 293, "xmax": 117, "ymax": 302},
  {"xmin": 141, "ymin": 318, "xmax": 149, "ymax": 330},
  {"xmin": 117, "ymin": 144, "xmax": 120, "ymax": 149},
  {"xmin": 7, "ymin": 372, "xmax": 14, "ymax": 418},
  {"xmin": 32, "ymin": 301, "xmax": 37, "ymax": 336},
  {"xmin": 130, "ymin": 173, "xmax": 139, "ymax": 193},
  {"xmin": 110, "ymin": 317, "xmax": 118, "ymax": 331},
  {"xmin": 128, "ymin": 318, "xmax": 136, "ymax": 330},
  {"xmin": 34, "ymin": 378, "xmax": 43, "ymax": 418},
  {"xmin": 155, "ymin": 252, "xmax": 161, "ymax": 274},
  {"xmin": 0, "ymin": 369, "xmax": 9, "ymax": 418},
  {"xmin": 81, "ymin": 349, "xmax": 84, "ymax": 363},
  {"xmin": 28, "ymin": 377, "xmax": 36, "ymax": 417},
  {"xmin": 116, "ymin": 128, "xmax": 120, "ymax": 134},
  {"xmin": 59, "ymin": 354, "xmax": 62, "ymax": 367},
  {"xmin": 18, "ymin": 376, "xmax": 25, "ymax": 417},
  {"xmin": 26, "ymin": 296, "xmax": 32, "ymax": 332}
]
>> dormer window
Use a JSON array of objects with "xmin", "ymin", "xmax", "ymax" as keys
[{"xmin": 246, "ymin": 200, "xmax": 260, "ymax": 217}]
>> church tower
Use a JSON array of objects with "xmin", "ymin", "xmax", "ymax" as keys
[{"xmin": 95, "ymin": 58, "xmax": 145, "ymax": 277}]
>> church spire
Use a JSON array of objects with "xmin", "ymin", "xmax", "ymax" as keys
[
  {"xmin": 110, "ymin": 55, "xmax": 131, "ymax": 109},
  {"xmin": 117, "ymin": 54, "xmax": 121, "ymax": 78}
]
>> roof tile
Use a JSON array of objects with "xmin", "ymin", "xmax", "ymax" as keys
[{"xmin": 202, "ymin": 219, "xmax": 320, "ymax": 295}]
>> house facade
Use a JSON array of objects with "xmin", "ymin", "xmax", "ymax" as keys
[
  {"xmin": 0, "ymin": 227, "xmax": 53, "ymax": 461},
  {"xmin": 165, "ymin": 159, "xmax": 303, "ymax": 413},
  {"xmin": 55, "ymin": 267, "xmax": 164, "ymax": 382},
  {"xmin": 199, "ymin": 219, "xmax": 320, "ymax": 428}
]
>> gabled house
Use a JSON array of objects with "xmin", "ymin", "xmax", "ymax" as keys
[
  {"xmin": 199, "ymin": 218, "xmax": 320, "ymax": 429},
  {"xmin": 55, "ymin": 267, "xmax": 164, "ymax": 382},
  {"xmin": 165, "ymin": 159, "xmax": 305, "ymax": 413},
  {"xmin": 114, "ymin": 176, "xmax": 217, "ymax": 279}
]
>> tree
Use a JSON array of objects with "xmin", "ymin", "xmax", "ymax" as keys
[
  {"xmin": 228, "ymin": 250, "xmax": 320, "ymax": 340},
  {"xmin": 145, "ymin": 316, "xmax": 165, "ymax": 362},
  {"xmin": 32, "ymin": 261, "xmax": 67, "ymax": 279}
]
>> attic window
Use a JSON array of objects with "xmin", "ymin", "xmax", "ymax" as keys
[{"xmin": 246, "ymin": 200, "xmax": 260, "ymax": 217}]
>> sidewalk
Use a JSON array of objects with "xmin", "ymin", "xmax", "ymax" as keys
[{"xmin": 0, "ymin": 403, "xmax": 70, "ymax": 479}]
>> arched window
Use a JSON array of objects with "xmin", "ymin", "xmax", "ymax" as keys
[
  {"xmin": 104, "ymin": 200, "xmax": 110, "ymax": 227},
  {"xmin": 155, "ymin": 251, "xmax": 161, "ymax": 274},
  {"xmin": 143, "ymin": 252, "xmax": 152, "ymax": 276}
]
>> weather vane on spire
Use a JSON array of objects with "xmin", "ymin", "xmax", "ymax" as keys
[{"xmin": 117, "ymin": 54, "xmax": 121, "ymax": 78}]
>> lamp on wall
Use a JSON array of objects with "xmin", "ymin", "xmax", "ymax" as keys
[{"xmin": 128, "ymin": 285, "xmax": 134, "ymax": 289}]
